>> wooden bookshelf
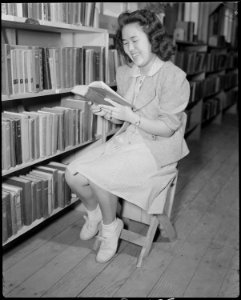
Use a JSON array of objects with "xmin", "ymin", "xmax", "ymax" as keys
[
  {"xmin": 1, "ymin": 7, "xmax": 115, "ymax": 246},
  {"xmin": 175, "ymin": 40, "xmax": 238, "ymax": 140}
]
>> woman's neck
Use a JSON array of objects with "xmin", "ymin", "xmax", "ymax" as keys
[{"xmin": 139, "ymin": 55, "xmax": 157, "ymax": 76}]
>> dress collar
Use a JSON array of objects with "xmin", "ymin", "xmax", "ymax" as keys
[{"xmin": 129, "ymin": 56, "xmax": 164, "ymax": 78}]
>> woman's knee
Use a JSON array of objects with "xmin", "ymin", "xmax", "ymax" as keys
[{"xmin": 65, "ymin": 168, "xmax": 89, "ymax": 189}]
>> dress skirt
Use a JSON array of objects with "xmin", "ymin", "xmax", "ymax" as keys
[{"xmin": 67, "ymin": 125, "xmax": 177, "ymax": 214}]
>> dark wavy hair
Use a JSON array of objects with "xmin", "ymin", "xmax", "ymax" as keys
[{"xmin": 115, "ymin": 9, "xmax": 175, "ymax": 65}]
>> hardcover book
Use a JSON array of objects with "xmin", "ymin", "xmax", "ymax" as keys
[{"xmin": 5, "ymin": 176, "xmax": 32, "ymax": 226}]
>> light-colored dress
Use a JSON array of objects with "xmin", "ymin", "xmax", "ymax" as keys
[{"xmin": 67, "ymin": 57, "xmax": 190, "ymax": 214}]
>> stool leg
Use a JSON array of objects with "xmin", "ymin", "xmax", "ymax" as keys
[
  {"xmin": 158, "ymin": 215, "xmax": 177, "ymax": 242},
  {"xmin": 136, "ymin": 217, "xmax": 159, "ymax": 267}
]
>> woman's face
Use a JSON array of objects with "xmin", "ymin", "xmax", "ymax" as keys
[{"xmin": 122, "ymin": 22, "xmax": 155, "ymax": 68}]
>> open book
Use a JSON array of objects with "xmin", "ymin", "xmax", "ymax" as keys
[{"xmin": 71, "ymin": 81, "xmax": 134, "ymax": 108}]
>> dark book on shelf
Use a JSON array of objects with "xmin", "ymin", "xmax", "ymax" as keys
[
  {"xmin": 23, "ymin": 175, "xmax": 43, "ymax": 219},
  {"xmin": 2, "ymin": 191, "xmax": 9, "ymax": 243},
  {"xmin": 35, "ymin": 166, "xmax": 59, "ymax": 210},
  {"xmin": 41, "ymin": 47, "xmax": 52, "ymax": 90},
  {"xmin": 45, "ymin": 165, "xmax": 66, "ymax": 208},
  {"xmin": 27, "ymin": 173, "xmax": 48, "ymax": 218},
  {"xmin": 19, "ymin": 175, "xmax": 38, "ymax": 222},
  {"xmin": 2, "ymin": 191, "xmax": 12, "ymax": 241},
  {"xmin": 2, "ymin": 43, "xmax": 13, "ymax": 95},
  {"xmin": 5, "ymin": 176, "xmax": 32, "ymax": 226},
  {"xmin": 30, "ymin": 170, "xmax": 54, "ymax": 217},
  {"xmin": 2, "ymin": 116, "xmax": 17, "ymax": 168},
  {"xmin": 48, "ymin": 162, "xmax": 71, "ymax": 206}
]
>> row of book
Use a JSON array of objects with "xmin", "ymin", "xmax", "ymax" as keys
[
  {"xmin": 2, "ymin": 161, "xmax": 72, "ymax": 243},
  {"xmin": 175, "ymin": 51, "xmax": 238, "ymax": 75},
  {"xmin": 188, "ymin": 70, "xmax": 238, "ymax": 103},
  {"xmin": 202, "ymin": 98, "xmax": 221, "ymax": 122},
  {"xmin": 2, "ymin": 44, "xmax": 106, "ymax": 96},
  {"xmin": 2, "ymin": 95, "xmax": 120, "ymax": 172},
  {"xmin": 2, "ymin": 3, "xmax": 98, "ymax": 27},
  {"xmin": 2, "ymin": 97, "xmax": 99, "ymax": 171},
  {"xmin": 206, "ymin": 52, "xmax": 238, "ymax": 73}
]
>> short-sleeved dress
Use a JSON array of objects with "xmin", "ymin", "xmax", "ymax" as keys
[{"xmin": 67, "ymin": 56, "xmax": 190, "ymax": 214}]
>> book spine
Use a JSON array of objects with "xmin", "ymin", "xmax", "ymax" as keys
[
  {"xmin": 10, "ymin": 49, "xmax": 19, "ymax": 94},
  {"xmin": 2, "ymin": 193, "xmax": 9, "ymax": 243},
  {"xmin": 5, "ymin": 192, "xmax": 13, "ymax": 238},
  {"xmin": 15, "ymin": 119, "xmax": 22, "ymax": 165}
]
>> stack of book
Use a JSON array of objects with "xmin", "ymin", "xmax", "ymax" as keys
[
  {"xmin": 2, "ymin": 161, "xmax": 72, "ymax": 243},
  {"xmin": 1, "ymin": 3, "xmax": 98, "ymax": 27},
  {"xmin": 1, "ymin": 44, "xmax": 106, "ymax": 96}
]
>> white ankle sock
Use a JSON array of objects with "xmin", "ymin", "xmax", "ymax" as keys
[
  {"xmin": 86, "ymin": 204, "xmax": 101, "ymax": 220},
  {"xmin": 102, "ymin": 218, "xmax": 118, "ymax": 237}
]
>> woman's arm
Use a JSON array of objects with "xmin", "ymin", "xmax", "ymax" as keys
[{"xmin": 99, "ymin": 99, "xmax": 174, "ymax": 137}]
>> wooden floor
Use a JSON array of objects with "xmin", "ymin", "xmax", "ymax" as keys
[{"xmin": 3, "ymin": 109, "xmax": 239, "ymax": 298}]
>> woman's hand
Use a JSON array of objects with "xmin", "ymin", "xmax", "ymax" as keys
[
  {"xmin": 88, "ymin": 102, "xmax": 107, "ymax": 117},
  {"xmin": 99, "ymin": 98, "xmax": 135, "ymax": 122}
]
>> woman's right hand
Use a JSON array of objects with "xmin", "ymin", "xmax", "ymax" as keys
[{"xmin": 88, "ymin": 102, "xmax": 107, "ymax": 117}]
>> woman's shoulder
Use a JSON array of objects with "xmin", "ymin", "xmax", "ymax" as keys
[{"xmin": 162, "ymin": 60, "xmax": 187, "ymax": 79}]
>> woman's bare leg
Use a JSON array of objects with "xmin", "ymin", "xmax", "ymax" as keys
[
  {"xmin": 65, "ymin": 169, "xmax": 98, "ymax": 210},
  {"xmin": 89, "ymin": 181, "xmax": 118, "ymax": 224}
]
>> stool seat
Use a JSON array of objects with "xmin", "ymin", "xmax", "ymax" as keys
[{"xmin": 119, "ymin": 169, "xmax": 178, "ymax": 267}]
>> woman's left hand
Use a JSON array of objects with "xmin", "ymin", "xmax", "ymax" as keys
[{"xmin": 99, "ymin": 98, "xmax": 134, "ymax": 122}]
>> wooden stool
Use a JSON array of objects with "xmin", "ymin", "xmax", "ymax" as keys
[{"xmin": 119, "ymin": 170, "xmax": 178, "ymax": 267}]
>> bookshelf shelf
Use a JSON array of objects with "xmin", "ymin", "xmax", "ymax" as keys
[
  {"xmin": 2, "ymin": 14, "xmax": 107, "ymax": 34},
  {"xmin": 2, "ymin": 88, "xmax": 74, "ymax": 101},
  {"xmin": 2, "ymin": 196, "xmax": 80, "ymax": 247},
  {"xmin": 2, "ymin": 138, "xmax": 101, "ymax": 176}
]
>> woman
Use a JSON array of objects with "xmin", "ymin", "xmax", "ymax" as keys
[{"xmin": 65, "ymin": 9, "xmax": 190, "ymax": 263}]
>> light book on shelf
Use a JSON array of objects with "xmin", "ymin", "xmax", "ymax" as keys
[
  {"xmin": 5, "ymin": 176, "xmax": 32, "ymax": 226},
  {"xmin": 2, "ymin": 184, "xmax": 23, "ymax": 233},
  {"xmin": 71, "ymin": 81, "xmax": 134, "ymax": 108}
]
